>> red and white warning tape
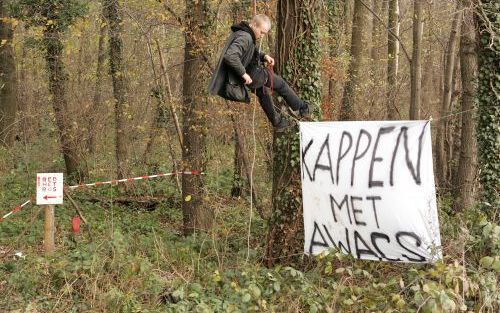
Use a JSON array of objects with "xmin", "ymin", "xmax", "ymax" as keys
[
  {"xmin": 0, "ymin": 170, "xmax": 202, "ymax": 223},
  {"xmin": 1, "ymin": 198, "xmax": 34, "ymax": 222},
  {"xmin": 67, "ymin": 170, "xmax": 201, "ymax": 190}
]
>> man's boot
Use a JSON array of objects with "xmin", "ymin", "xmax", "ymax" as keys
[
  {"xmin": 274, "ymin": 115, "xmax": 294, "ymax": 132},
  {"xmin": 287, "ymin": 101, "xmax": 312, "ymax": 121},
  {"xmin": 299, "ymin": 102, "xmax": 311, "ymax": 119}
]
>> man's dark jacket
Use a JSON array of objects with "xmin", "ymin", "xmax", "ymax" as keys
[{"xmin": 208, "ymin": 21, "xmax": 266, "ymax": 101}]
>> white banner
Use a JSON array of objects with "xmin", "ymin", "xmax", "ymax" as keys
[{"xmin": 300, "ymin": 121, "xmax": 442, "ymax": 263}]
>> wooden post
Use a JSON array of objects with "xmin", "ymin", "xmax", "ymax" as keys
[{"xmin": 44, "ymin": 205, "xmax": 55, "ymax": 253}]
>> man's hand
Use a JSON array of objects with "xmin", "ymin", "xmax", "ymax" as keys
[
  {"xmin": 264, "ymin": 55, "xmax": 275, "ymax": 66},
  {"xmin": 242, "ymin": 73, "xmax": 253, "ymax": 85}
]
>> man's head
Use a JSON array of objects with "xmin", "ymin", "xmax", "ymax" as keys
[{"xmin": 249, "ymin": 14, "xmax": 271, "ymax": 40}]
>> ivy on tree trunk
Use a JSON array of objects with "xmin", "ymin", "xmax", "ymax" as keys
[
  {"xmin": 266, "ymin": 0, "xmax": 321, "ymax": 267},
  {"xmin": 476, "ymin": 0, "xmax": 499, "ymax": 214}
]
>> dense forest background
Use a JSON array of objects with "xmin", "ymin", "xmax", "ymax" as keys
[{"xmin": 0, "ymin": 0, "xmax": 498, "ymax": 312}]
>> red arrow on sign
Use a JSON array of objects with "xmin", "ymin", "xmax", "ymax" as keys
[{"xmin": 43, "ymin": 195, "xmax": 57, "ymax": 200}]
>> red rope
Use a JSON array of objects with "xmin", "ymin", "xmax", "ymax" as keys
[{"xmin": 267, "ymin": 64, "xmax": 274, "ymax": 95}]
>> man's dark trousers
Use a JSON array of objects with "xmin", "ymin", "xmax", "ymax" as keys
[{"xmin": 249, "ymin": 72, "xmax": 304, "ymax": 126}]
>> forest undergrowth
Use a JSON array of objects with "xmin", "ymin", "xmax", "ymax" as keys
[{"xmin": 0, "ymin": 141, "xmax": 498, "ymax": 313}]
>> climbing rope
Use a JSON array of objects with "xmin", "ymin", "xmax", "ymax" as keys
[
  {"xmin": 429, "ymin": 107, "xmax": 477, "ymax": 122},
  {"xmin": 246, "ymin": 1, "xmax": 263, "ymax": 262},
  {"xmin": 246, "ymin": 27, "xmax": 263, "ymax": 264}
]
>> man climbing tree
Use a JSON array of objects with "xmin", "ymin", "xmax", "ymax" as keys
[{"xmin": 208, "ymin": 14, "xmax": 311, "ymax": 129}]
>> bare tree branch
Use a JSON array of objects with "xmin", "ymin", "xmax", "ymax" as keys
[{"xmin": 159, "ymin": 0, "xmax": 214, "ymax": 72}]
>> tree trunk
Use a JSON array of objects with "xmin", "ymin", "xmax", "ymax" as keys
[
  {"xmin": 340, "ymin": 0, "xmax": 370, "ymax": 120},
  {"xmin": 230, "ymin": 0, "xmax": 249, "ymax": 22},
  {"xmin": 43, "ymin": 27, "xmax": 86, "ymax": 181},
  {"xmin": 368, "ymin": 0, "xmax": 387, "ymax": 119},
  {"xmin": 104, "ymin": 0, "xmax": 129, "ymax": 179},
  {"xmin": 435, "ymin": 5, "xmax": 461, "ymax": 190},
  {"xmin": 229, "ymin": 0, "xmax": 248, "ymax": 198},
  {"xmin": 387, "ymin": 0, "xmax": 399, "ymax": 119},
  {"xmin": 447, "ymin": 57, "xmax": 462, "ymax": 186},
  {"xmin": 410, "ymin": 0, "xmax": 424, "ymax": 120},
  {"xmin": 181, "ymin": 0, "xmax": 213, "ymax": 235},
  {"xmin": 453, "ymin": 4, "xmax": 478, "ymax": 212},
  {"xmin": 343, "ymin": 0, "xmax": 354, "ymax": 51},
  {"xmin": 0, "ymin": 1, "xmax": 17, "ymax": 146},
  {"xmin": 325, "ymin": 0, "xmax": 344, "ymax": 118},
  {"xmin": 365, "ymin": 0, "xmax": 373, "ymax": 62},
  {"xmin": 87, "ymin": 15, "xmax": 107, "ymax": 153},
  {"xmin": 266, "ymin": 0, "xmax": 321, "ymax": 266},
  {"xmin": 370, "ymin": 0, "xmax": 385, "ymax": 62},
  {"xmin": 476, "ymin": 0, "xmax": 499, "ymax": 214},
  {"xmin": 420, "ymin": 39, "xmax": 434, "ymax": 122},
  {"xmin": 230, "ymin": 128, "xmax": 244, "ymax": 198}
]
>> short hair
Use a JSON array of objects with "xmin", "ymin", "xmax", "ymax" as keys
[{"xmin": 251, "ymin": 14, "xmax": 271, "ymax": 30}]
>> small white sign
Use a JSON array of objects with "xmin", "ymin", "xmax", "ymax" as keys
[
  {"xmin": 36, "ymin": 173, "xmax": 64, "ymax": 205},
  {"xmin": 300, "ymin": 121, "xmax": 442, "ymax": 263}
]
